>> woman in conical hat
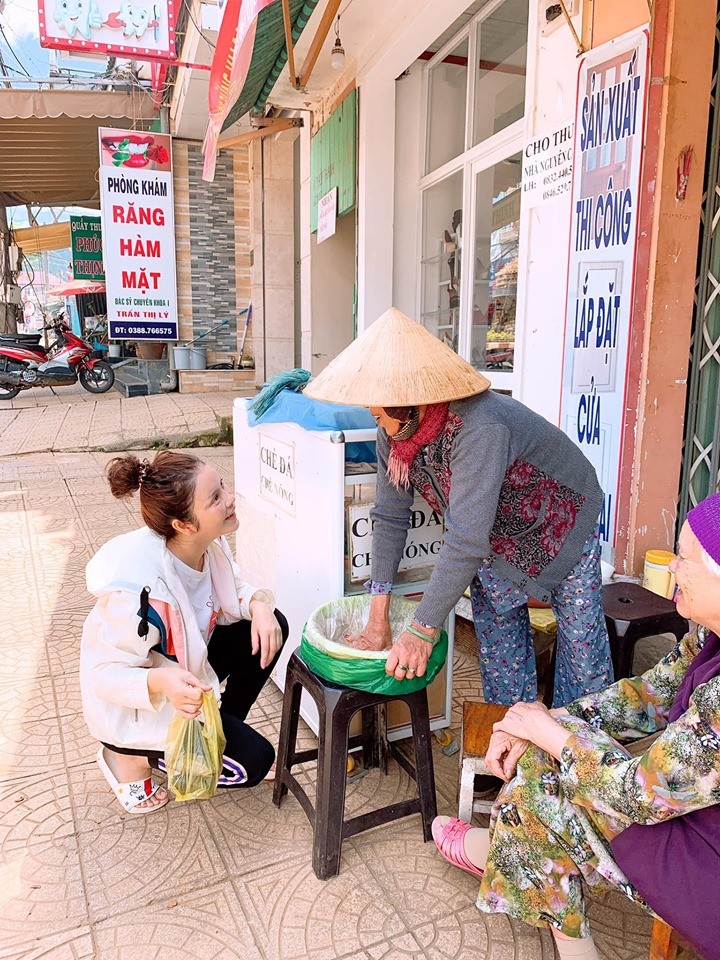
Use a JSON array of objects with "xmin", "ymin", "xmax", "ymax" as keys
[{"xmin": 305, "ymin": 307, "xmax": 612, "ymax": 707}]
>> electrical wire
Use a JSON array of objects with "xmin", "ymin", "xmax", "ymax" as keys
[
  {"xmin": 337, "ymin": 0, "xmax": 357, "ymax": 19},
  {"xmin": 0, "ymin": 22, "xmax": 31, "ymax": 77},
  {"xmin": 183, "ymin": 0, "xmax": 215, "ymax": 49},
  {"xmin": 0, "ymin": 12, "xmax": 47, "ymax": 74}
]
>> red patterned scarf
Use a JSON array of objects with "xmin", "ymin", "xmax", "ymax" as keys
[{"xmin": 387, "ymin": 402, "xmax": 450, "ymax": 490}]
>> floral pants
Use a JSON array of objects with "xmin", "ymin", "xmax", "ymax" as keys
[
  {"xmin": 470, "ymin": 533, "xmax": 613, "ymax": 706},
  {"xmin": 476, "ymin": 730, "xmax": 651, "ymax": 938}
]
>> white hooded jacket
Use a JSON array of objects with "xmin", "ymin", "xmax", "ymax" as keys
[{"xmin": 80, "ymin": 526, "xmax": 273, "ymax": 751}]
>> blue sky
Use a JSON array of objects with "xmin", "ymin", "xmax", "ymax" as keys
[
  {"xmin": 0, "ymin": 0, "xmax": 108, "ymax": 81},
  {"xmin": 1, "ymin": 0, "xmax": 111, "ymax": 228}
]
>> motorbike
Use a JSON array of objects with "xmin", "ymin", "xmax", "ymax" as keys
[{"xmin": 0, "ymin": 317, "xmax": 115, "ymax": 400}]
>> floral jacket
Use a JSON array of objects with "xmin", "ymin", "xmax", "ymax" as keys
[
  {"xmin": 560, "ymin": 627, "xmax": 720, "ymax": 825},
  {"xmin": 370, "ymin": 391, "xmax": 603, "ymax": 627}
]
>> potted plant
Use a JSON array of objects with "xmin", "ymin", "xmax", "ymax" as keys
[{"xmin": 135, "ymin": 341, "xmax": 166, "ymax": 361}]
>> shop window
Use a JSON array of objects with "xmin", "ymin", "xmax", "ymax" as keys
[
  {"xmin": 472, "ymin": 0, "xmax": 528, "ymax": 145},
  {"xmin": 420, "ymin": 171, "xmax": 465, "ymax": 347},
  {"xmin": 470, "ymin": 153, "xmax": 522, "ymax": 372},
  {"xmin": 426, "ymin": 37, "xmax": 469, "ymax": 174},
  {"xmin": 402, "ymin": 0, "xmax": 529, "ymax": 392}
]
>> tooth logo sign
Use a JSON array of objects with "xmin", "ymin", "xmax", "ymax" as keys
[
  {"xmin": 53, "ymin": 0, "xmax": 102, "ymax": 39},
  {"xmin": 53, "ymin": 0, "xmax": 159, "ymax": 41}
]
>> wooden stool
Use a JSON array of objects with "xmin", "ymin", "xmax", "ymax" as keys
[
  {"xmin": 273, "ymin": 652, "xmax": 438, "ymax": 880},
  {"xmin": 602, "ymin": 582, "xmax": 688, "ymax": 679},
  {"xmin": 649, "ymin": 918, "xmax": 699, "ymax": 960},
  {"xmin": 458, "ymin": 701, "xmax": 509, "ymax": 821}
]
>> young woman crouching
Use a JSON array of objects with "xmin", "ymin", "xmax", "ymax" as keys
[{"xmin": 80, "ymin": 451, "xmax": 287, "ymax": 813}]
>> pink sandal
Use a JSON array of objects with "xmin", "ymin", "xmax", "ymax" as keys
[{"xmin": 431, "ymin": 816, "xmax": 485, "ymax": 879}]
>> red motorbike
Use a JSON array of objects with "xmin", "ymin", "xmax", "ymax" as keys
[{"xmin": 0, "ymin": 316, "xmax": 115, "ymax": 400}]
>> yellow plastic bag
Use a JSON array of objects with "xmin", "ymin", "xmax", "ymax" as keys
[{"xmin": 164, "ymin": 691, "xmax": 226, "ymax": 802}]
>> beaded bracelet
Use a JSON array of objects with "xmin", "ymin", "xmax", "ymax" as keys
[{"xmin": 406, "ymin": 624, "xmax": 439, "ymax": 645}]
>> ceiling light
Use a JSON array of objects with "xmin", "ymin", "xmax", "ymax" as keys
[{"xmin": 331, "ymin": 17, "xmax": 345, "ymax": 70}]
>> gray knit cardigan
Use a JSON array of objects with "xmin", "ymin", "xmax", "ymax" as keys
[{"xmin": 370, "ymin": 391, "xmax": 604, "ymax": 628}]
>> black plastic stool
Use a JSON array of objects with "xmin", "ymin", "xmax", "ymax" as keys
[
  {"xmin": 272, "ymin": 652, "xmax": 438, "ymax": 879},
  {"xmin": 602, "ymin": 582, "xmax": 688, "ymax": 679}
]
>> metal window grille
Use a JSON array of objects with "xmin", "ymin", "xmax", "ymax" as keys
[{"xmin": 679, "ymin": 10, "xmax": 720, "ymax": 526}]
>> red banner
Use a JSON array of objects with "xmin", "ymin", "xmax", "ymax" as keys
[{"xmin": 202, "ymin": 0, "xmax": 277, "ymax": 181}]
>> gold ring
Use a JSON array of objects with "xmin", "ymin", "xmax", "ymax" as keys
[{"xmin": 398, "ymin": 664, "xmax": 409, "ymax": 671}]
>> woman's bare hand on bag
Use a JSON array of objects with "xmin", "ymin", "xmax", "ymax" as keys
[
  {"xmin": 345, "ymin": 594, "xmax": 393, "ymax": 651},
  {"xmin": 345, "ymin": 618, "xmax": 393, "ymax": 651},
  {"xmin": 149, "ymin": 668, "xmax": 211, "ymax": 719}
]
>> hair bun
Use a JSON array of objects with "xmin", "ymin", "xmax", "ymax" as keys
[{"xmin": 106, "ymin": 455, "xmax": 143, "ymax": 499}]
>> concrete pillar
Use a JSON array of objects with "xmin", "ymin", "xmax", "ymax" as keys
[
  {"xmin": 250, "ymin": 136, "xmax": 296, "ymax": 385},
  {"xmin": 0, "ymin": 205, "xmax": 18, "ymax": 335},
  {"xmin": 615, "ymin": 0, "xmax": 717, "ymax": 571}
]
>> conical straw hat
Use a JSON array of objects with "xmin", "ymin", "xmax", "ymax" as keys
[{"xmin": 304, "ymin": 307, "xmax": 491, "ymax": 407}]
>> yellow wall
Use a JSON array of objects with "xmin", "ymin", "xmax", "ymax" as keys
[{"xmin": 589, "ymin": 0, "xmax": 650, "ymax": 47}]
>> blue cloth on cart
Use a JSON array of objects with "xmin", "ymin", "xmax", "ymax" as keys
[{"xmin": 247, "ymin": 390, "xmax": 376, "ymax": 464}]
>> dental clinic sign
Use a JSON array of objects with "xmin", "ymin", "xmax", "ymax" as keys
[
  {"xmin": 38, "ymin": 0, "xmax": 177, "ymax": 60},
  {"xmin": 559, "ymin": 28, "xmax": 649, "ymax": 557},
  {"xmin": 99, "ymin": 127, "xmax": 178, "ymax": 340}
]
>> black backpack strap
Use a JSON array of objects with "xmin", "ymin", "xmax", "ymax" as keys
[{"xmin": 137, "ymin": 585, "xmax": 151, "ymax": 638}]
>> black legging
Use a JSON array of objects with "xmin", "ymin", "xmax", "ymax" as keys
[{"xmin": 104, "ymin": 610, "xmax": 289, "ymax": 789}]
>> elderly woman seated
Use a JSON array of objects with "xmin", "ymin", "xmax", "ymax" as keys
[{"xmin": 432, "ymin": 493, "xmax": 720, "ymax": 960}]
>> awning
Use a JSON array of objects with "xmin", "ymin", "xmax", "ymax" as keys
[
  {"xmin": 0, "ymin": 89, "xmax": 158, "ymax": 207},
  {"xmin": 222, "ymin": 0, "xmax": 319, "ymax": 130},
  {"xmin": 12, "ymin": 221, "xmax": 71, "ymax": 255},
  {"xmin": 48, "ymin": 279, "xmax": 107, "ymax": 297}
]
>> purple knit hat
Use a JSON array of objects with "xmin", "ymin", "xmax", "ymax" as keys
[{"xmin": 687, "ymin": 493, "xmax": 720, "ymax": 565}]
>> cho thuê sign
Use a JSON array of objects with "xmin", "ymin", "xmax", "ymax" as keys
[
  {"xmin": 70, "ymin": 216, "xmax": 105, "ymax": 282},
  {"xmin": 98, "ymin": 127, "xmax": 178, "ymax": 341},
  {"xmin": 559, "ymin": 28, "xmax": 649, "ymax": 557},
  {"xmin": 38, "ymin": 0, "xmax": 177, "ymax": 60}
]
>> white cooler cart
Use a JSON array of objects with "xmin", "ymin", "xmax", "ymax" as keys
[{"xmin": 232, "ymin": 398, "xmax": 455, "ymax": 741}]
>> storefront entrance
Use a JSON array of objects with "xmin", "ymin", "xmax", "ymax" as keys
[{"xmin": 393, "ymin": 0, "xmax": 528, "ymax": 393}]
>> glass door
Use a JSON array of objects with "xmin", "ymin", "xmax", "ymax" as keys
[
  {"xmin": 419, "ymin": 170, "xmax": 465, "ymax": 350},
  {"xmin": 460, "ymin": 150, "xmax": 523, "ymax": 390}
]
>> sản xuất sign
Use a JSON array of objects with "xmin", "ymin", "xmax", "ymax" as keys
[
  {"xmin": 38, "ymin": 0, "xmax": 177, "ymax": 60},
  {"xmin": 98, "ymin": 128, "xmax": 178, "ymax": 340},
  {"xmin": 70, "ymin": 216, "xmax": 105, "ymax": 282},
  {"xmin": 559, "ymin": 28, "xmax": 649, "ymax": 557}
]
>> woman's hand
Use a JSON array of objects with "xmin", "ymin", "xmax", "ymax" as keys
[
  {"xmin": 249, "ymin": 599, "xmax": 283, "ymax": 669},
  {"xmin": 345, "ymin": 618, "xmax": 393, "ymax": 651},
  {"xmin": 346, "ymin": 594, "xmax": 393, "ymax": 652},
  {"xmin": 484, "ymin": 730, "xmax": 529, "ymax": 781},
  {"xmin": 493, "ymin": 701, "xmax": 572, "ymax": 761},
  {"xmin": 149, "ymin": 668, "xmax": 211, "ymax": 719},
  {"xmin": 385, "ymin": 625, "xmax": 435, "ymax": 681}
]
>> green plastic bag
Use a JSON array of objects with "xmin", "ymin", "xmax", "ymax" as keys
[
  {"xmin": 164, "ymin": 690, "xmax": 226, "ymax": 801},
  {"xmin": 300, "ymin": 595, "xmax": 448, "ymax": 695}
]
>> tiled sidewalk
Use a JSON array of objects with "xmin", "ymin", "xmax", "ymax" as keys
[
  {"xmin": 0, "ymin": 385, "xmax": 237, "ymax": 457},
  {"xmin": 0, "ymin": 450, "xmax": 655, "ymax": 960}
]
